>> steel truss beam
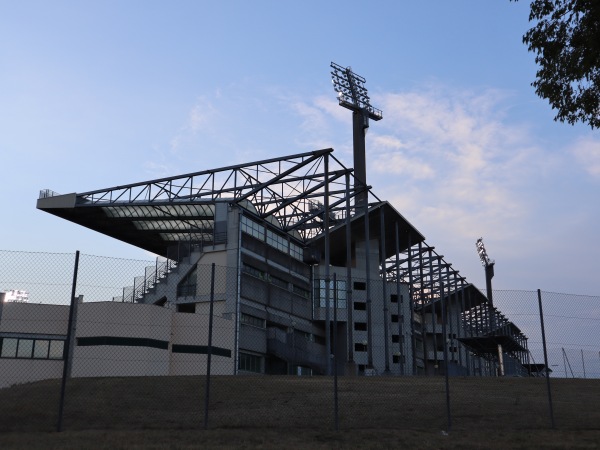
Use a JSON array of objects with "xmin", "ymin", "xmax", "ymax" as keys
[{"xmin": 75, "ymin": 149, "xmax": 368, "ymax": 243}]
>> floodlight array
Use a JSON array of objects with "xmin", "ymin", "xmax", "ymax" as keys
[
  {"xmin": 476, "ymin": 237, "xmax": 493, "ymax": 267},
  {"xmin": 330, "ymin": 61, "xmax": 382, "ymax": 120}
]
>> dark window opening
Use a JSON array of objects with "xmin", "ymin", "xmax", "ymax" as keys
[
  {"xmin": 354, "ymin": 322, "xmax": 367, "ymax": 331},
  {"xmin": 177, "ymin": 303, "xmax": 196, "ymax": 314},
  {"xmin": 270, "ymin": 275, "xmax": 288, "ymax": 289},
  {"xmin": 353, "ymin": 302, "xmax": 367, "ymax": 311},
  {"xmin": 393, "ymin": 354, "xmax": 405, "ymax": 364},
  {"xmin": 238, "ymin": 352, "xmax": 262, "ymax": 373},
  {"xmin": 354, "ymin": 343, "xmax": 367, "ymax": 352},
  {"xmin": 353, "ymin": 281, "xmax": 366, "ymax": 290}
]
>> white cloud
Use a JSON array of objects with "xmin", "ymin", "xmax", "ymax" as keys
[
  {"xmin": 354, "ymin": 86, "xmax": 541, "ymax": 252},
  {"xmin": 170, "ymin": 97, "xmax": 219, "ymax": 153},
  {"xmin": 372, "ymin": 152, "xmax": 435, "ymax": 179},
  {"xmin": 571, "ymin": 137, "xmax": 600, "ymax": 177}
]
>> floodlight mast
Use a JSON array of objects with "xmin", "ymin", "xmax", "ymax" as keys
[
  {"xmin": 476, "ymin": 237, "xmax": 496, "ymax": 331},
  {"xmin": 331, "ymin": 62, "xmax": 382, "ymax": 207}
]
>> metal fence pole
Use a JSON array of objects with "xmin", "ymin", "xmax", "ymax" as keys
[
  {"xmin": 204, "ymin": 263, "xmax": 216, "ymax": 429},
  {"xmin": 57, "ymin": 250, "xmax": 80, "ymax": 432},
  {"xmin": 333, "ymin": 273, "xmax": 339, "ymax": 431},
  {"xmin": 440, "ymin": 281, "xmax": 452, "ymax": 432},
  {"xmin": 537, "ymin": 289, "xmax": 556, "ymax": 429}
]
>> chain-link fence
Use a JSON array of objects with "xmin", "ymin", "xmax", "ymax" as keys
[{"xmin": 1, "ymin": 250, "xmax": 599, "ymax": 433}]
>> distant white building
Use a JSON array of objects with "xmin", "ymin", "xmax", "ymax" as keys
[{"xmin": 3, "ymin": 290, "xmax": 28, "ymax": 303}]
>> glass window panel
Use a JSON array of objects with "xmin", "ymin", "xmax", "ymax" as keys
[
  {"xmin": 33, "ymin": 340, "xmax": 50, "ymax": 359},
  {"xmin": 1, "ymin": 338, "xmax": 18, "ymax": 358},
  {"xmin": 316, "ymin": 279, "xmax": 347, "ymax": 308},
  {"xmin": 290, "ymin": 242, "xmax": 303, "ymax": 261},
  {"xmin": 17, "ymin": 339, "xmax": 34, "ymax": 358},
  {"xmin": 238, "ymin": 352, "xmax": 261, "ymax": 373},
  {"xmin": 49, "ymin": 340, "xmax": 65, "ymax": 359}
]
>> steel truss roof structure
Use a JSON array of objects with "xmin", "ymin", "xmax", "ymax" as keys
[
  {"xmin": 38, "ymin": 149, "xmax": 377, "ymax": 254},
  {"xmin": 37, "ymin": 148, "xmax": 527, "ymax": 358},
  {"xmin": 382, "ymin": 241, "xmax": 528, "ymax": 356}
]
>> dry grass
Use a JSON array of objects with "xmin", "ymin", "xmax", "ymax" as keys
[{"xmin": 0, "ymin": 376, "xmax": 598, "ymax": 449}]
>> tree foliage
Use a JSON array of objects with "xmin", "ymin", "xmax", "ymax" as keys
[{"xmin": 519, "ymin": 0, "xmax": 600, "ymax": 128}]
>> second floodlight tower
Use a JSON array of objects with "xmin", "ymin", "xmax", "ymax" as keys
[
  {"xmin": 330, "ymin": 62, "xmax": 383, "ymax": 207},
  {"xmin": 476, "ymin": 237, "xmax": 496, "ymax": 329}
]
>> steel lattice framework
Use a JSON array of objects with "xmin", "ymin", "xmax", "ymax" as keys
[{"xmin": 42, "ymin": 149, "xmax": 370, "ymax": 243}]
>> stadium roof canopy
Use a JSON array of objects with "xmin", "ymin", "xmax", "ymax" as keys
[
  {"xmin": 37, "ymin": 149, "xmax": 427, "ymax": 257},
  {"xmin": 37, "ymin": 148, "xmax": 527, "ymax": 348}
]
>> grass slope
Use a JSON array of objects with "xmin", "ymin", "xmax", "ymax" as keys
[{"xmin": 0, "ymin": 376, "xmax": 598, "ymax": 449}]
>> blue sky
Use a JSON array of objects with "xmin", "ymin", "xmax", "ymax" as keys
[{"xmin": 1, "ymin": 0, "xmax": 599, "ymax": 296}]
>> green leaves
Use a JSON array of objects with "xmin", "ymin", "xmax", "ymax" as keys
[{"xmin": 518, "ymin": 0, "xmax": 600, "ymax": 128}]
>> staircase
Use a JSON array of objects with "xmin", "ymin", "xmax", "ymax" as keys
[{"xmin": 113, "ymin": 250, "xmax": 204, "ymax": 305}]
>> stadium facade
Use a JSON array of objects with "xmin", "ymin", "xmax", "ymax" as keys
[{"xmin": 0, "ymin": 149, "xmax": 532, "ymax": 383}]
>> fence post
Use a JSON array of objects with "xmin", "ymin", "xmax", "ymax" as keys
[
  {"xmin": 57, "ymin": 250, "xmax": 80, "ymax": 432},
  {"xmin": 0, "ymin": 292, "xmax": 4, "ymax": 323},
  {"xmin": 204, "ymin": 263, "xmax": 216, "ymax": 429},
  {"xmin": 440, "ymin": 281, "xmax": 452, "ymax": 432},
  {"xmin": 333, "ymin": 273, "xmax": 339, "ymax": 431},
  {"xmin": 537, "ymin": 289, "xmax": 556, "ymax": 429}
]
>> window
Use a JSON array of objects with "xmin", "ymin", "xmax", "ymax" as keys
[
  {"xmin": 391, "ymin": 314, "xmax": 399, "ymax": 323},
  {"xmin": 1, "ymin": 338, "xmax": 18, "ymax": 358},
  {"xmin": 0, "ymin": 337, "xmax": 64, "ymax": 360},
  {"xmin": 16, "ymin": 339, "xmax": 33, "ymax": 359},
  {"xmin": 353, "ymin": 302, "xmax": 366, "ymax": 311},
  {"xmin": 33, "ymin": 340, "xmax": 50, "ymax": 358},
  {"xmin": 243, "ymin": 263, "xmax": 266, "ymax": 280},
  {"xmin": 354, "ymin": 343, "xmax": 367, "ymax": 352},
  {"xmin": 353, "ymin": 281, "xmax": 366, "ymax": 290},
  {"xmin": 241, "ymin": 216, "xmax": 265, "ymax": 240},
  {"xmin": 390, "ymin": 294, "xmax": 402, "ymax": 303},
  {"xmin": 289, "ymin": 242, "xmax": 303, "ymax": 261},
  {"xmin": 393, "ymin": 354, "xmax": 405, "ymax": 364},
  {"xmin": 238, "ymin": 352, "xmax": 262, "ymax": 373},
  {"xmin": 315, "ymin": 279, "xmax": 347, "ymax": 308},
  {"xmin": 49, "ymin": 340, "xmax": 64, "ymax": 359},
  {"xmin": 241, "ymin": 313, "xmax": 266, "ymax": 328},
  {"xmin": 354, "ymin": 322, "xmax": 367, "ymax": 331},
  {"xmin": 177, "ymin": 303, "xmax": 196, "ymax": 313},
  {"xmin": 292, "ymin": 284, "xmax": 310, "ymax": 299},
  {"xmin": 241, "ymin": 215, "xmax": 303, "ymax": 261},
  {"xmin": 270, "ymin": 274, "xmax": 288, "ymax": 289},
  {"xmin": 266, "ymin": 230, "xmax": 288, "ymax": 253}
]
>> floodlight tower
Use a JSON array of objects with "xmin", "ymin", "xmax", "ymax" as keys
[
  {"xmin": 476, "ymin": 237, "xmax": 496, "ymax": 331},
  {"xmin": 330, "ymin": 62, "xmax": 383, "ymax": 207}
]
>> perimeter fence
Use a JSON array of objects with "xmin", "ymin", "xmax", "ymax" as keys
[{"xmin": 0, "ymin": 250, "xmax": 598, "ymax": 433}]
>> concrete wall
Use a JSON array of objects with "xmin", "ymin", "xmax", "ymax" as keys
[
  {"xmin": 0, "ymin": 303, "xmax": 69, "ymax": 388},
  {"xmin": 72, "ymin": 302, "xmax": 172, "ymax": 378},
  {"xmin": 0, "ymin": 302, "xmax": 69, "ymax": 335},
  {"xmin": 1, "ymin": 300, "xmax": 236, "ymax": 387},
  {"xmin": 170, "ymin": 300, "xmax": 235, "ymax": 375}
]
